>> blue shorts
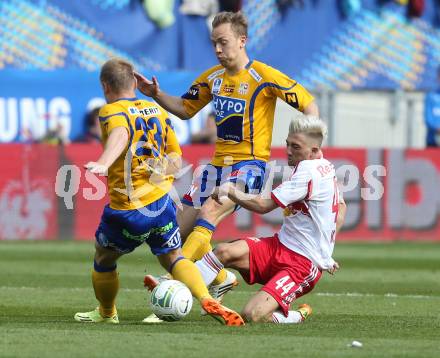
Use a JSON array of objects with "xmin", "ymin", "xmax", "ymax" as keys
[
  {"xmin": 95, "ymin": 194, "xmax": 181, "ymax": 255},
  {"xmin": 182, "ymin": 159, "xmax": 266, "ymax": 209}
]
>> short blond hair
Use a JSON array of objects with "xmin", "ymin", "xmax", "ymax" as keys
[
  {"xmin": 100, "ymin": 58, "xmax": 135, "ymax": 93},
  {"xmin": 289, "ymin": 115, "xmax": 328, "ymax": 146},
  {"xmin": 212, "ymin": 11, "xmax": 248, "ymax": 37}
]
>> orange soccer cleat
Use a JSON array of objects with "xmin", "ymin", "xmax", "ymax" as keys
[{"xmin": 201, "ymin": 298, "xmax": 245, "ymax": 326}]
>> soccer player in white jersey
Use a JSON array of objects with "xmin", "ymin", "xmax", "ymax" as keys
[{"xmin": 195, "ymin": 115, "xmax": 346, "ymax": 323}]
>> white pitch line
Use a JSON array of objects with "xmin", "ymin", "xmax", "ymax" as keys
[
  {"xmin": 230, "ymin": 291, "xmax": 440, "ymax": 299},
  {"xmin": 0, "ymin": 286, "xmax": 439, "ymax": 300},
  {"xmin": 314, "ymin": 292, "xmax": 438, "ymax": 300}
]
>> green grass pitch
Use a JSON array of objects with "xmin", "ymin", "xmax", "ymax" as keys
[{"xmin": 1, "ymin": 241, "xmax": 439, "ymax": 358}]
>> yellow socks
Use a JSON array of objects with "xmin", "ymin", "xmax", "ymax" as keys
[
  {"xmin": 181, "ymin": 219, "xmax": 229, "ymax": 286},
  {"xmin": 212, "ymin": 268, "xmax": 227, "ymax": 285},
  {"xmin": 182, "ymin": 220, "xmax": 215, "ymax": 261},
  {"xmin": 171, "ymin": 258, "xmax": 210, "ymax": 301},
  {"xmin": 92, "ymin": 263, "xmax": 119, "ymax": 318}
]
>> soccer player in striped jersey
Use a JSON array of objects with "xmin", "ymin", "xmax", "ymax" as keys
[
  {"xmin": 135, "ymin": 11, "xmax": 319, "ymax": 306},
  {"xmin": 74, "ymin": 58, "xmax": 244, "ymax": 326}
]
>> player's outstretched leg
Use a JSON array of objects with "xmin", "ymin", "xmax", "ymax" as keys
[
  {"xmin": 142, "ymin": 274, "xmax": 165, "ymax": 323},
  {"xmin": 144, "ymin": 267, "xmax": 239, "ymax": 318},
  {"xmin": 182, "ymin": 219, "xmax": 215, "ymax": 261},
  {"xmin": 195, "ymin": 251, "xmax": 237, "ymax": 314},
  {"xmin": 298, "ymin": 304, "xmax": 313, "ymax": 321},
  {"xmin": 195, "ymin": 248, "xmax": 241, "ymax": 305},
  {"xmin": 208, "ymin": 266, "xmax": 239, "ymax": 301},
  {"xmin": 241, "ymin": 290, "xmax": 313, "ymax": 324},
  {"xmin": 201, "ymin": 298, "xmax": 245, "ymax": 326},
  {"xmin": 142, "ymin": 270, "xmax": 243, "ymax": 325},
  {"xmin": 143, "ymin": 274, "xmax": 169, "ymax": 291},
  {"xmin": 272, "ymin": 304, "xmax": 312, "ymax": 324},
  {"xmin": 182, "ymin": 190, "xmax": 238, "ymax": 262},
  {"xmin": 164, "ymin": 253, "xmax": 245, "ymax": 326},
  {"xmin": 179, "ymin": 201, "xmax": 236, "ymax": 300}
]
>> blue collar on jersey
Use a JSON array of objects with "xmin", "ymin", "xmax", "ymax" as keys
[
  {"xmin": 245, "ymin": 60, "xmax": 253, "ymax": 69},
  {"xmin": 116, "ymin": 97, "xmax": 138, "ymax": 101}
]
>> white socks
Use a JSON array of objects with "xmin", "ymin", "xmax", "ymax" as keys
[
  {"xmin": 195, "ymin": 251, "xmax": 224, "ymax": 286},
  {"xmin": 272, "ymin": 310, "xmax": 303, "ymax": 324}
]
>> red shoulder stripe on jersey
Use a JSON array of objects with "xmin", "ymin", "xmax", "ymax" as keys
[
  {"xmin": 292, "ymin": 163, "xmax": 300, "ymax": 175},
  {"xmin": 271, "ymin": 192, "xmax": 286, "ymax": 209},
  {"xmin": 288, "ymin": 162, "xmax": 301, "ymax": 179},
  {"xmin": 305, "ymin": 179, "xmax": 313, "ymax": 200}
]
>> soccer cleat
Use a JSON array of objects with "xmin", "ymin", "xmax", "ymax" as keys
[
  {"xmin": 142, "ymin": 274, "xmax": 169, "ymax": 323},
  {"xmin": 143, "ymin": 274, "xmax": 170, "ymax": 291},
  {"xmin": 201, "ymin": 298, "xmax": 245, "ymax": 326},
  {"xmin": 74, "ymin": 308, "xmax": 119, "ymax": 324},
  {"xmin": 209, "ymin": 270, "xmax": 239, "ymax": 302},
  {"xmin": 201, "ymin": 270, "xmax": 239, "ymax": 315},
  {"xmin": 143, "ymin": 274, "xmax": 160, "ymax": 291},
  {"xmin": 297, "ymin": 304, "xmax": 312, "ymax": 322},
  {"xmin": 142, "ymin": 313, "xmax": 164, "ymax": 324}
]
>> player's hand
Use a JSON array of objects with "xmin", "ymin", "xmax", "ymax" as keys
[
  {"xmin": 84, "ymin": 162, "xmax": 108, "ymax": 176},
  {"xmin": 211, "ymin": 182, "xmax": 234, "ymax": 204},
  {"xmin": 134, "ymin": 72, "xmax": 160, "ymax": 98},
  {"xmin": 211, "ymin": 187, "xmax": 222, "ymax": 204},
  {"xmin": 327, "ymin": 261, "xmax": 340, "ymax": 275}
]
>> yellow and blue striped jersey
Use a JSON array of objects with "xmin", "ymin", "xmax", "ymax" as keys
[
  {"xmin": 182, "ymin": 60, "xmax": 314, "ymax": 166},
  {"xmin": 99, "ymin": 98, "xmax": 181, "ymax": 210}
]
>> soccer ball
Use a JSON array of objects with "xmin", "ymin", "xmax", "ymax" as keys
[{"xmin": 150, "ymin": 280, "xmax": 193, "ymax": 321}]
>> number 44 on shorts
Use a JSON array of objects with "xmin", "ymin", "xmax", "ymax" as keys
[{"xmin": 275, "ymin": 275, "xmax": 296, "ymax": 297}]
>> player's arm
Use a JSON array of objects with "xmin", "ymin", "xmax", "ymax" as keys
[
  {"xmin": 164, "ymin": 120, "xmax": 183, "ymax": 176},
  {"xmin": 267, "ymin": 66, "xmax": 319, "ymax": 115},
  {"xmin": 134, "ymin": 73, "xmax": 191, "ymax": 119},
  {"xmin": 327, "ymin": 201, "xmax": 345, "ymax": 276},
  {"xmin": 155, "ymin": 92, "xmax": 190, "ymax": 120},
  {"xmin": 84, "ymin": 126, "xmax": 128, "ymax": 175},
  {"xmin": 219, "ymin": 162, "xmax": 311, "ymax": 214},
  {"xmin": 213, "ymin": 182, "xmax": 278, "ymax": 214},
  {"xmin": 336, "ymin": 195, "xmax": 346, "ymax": 233},
  {"xmin": 329, "ymin": 190, "xmax": 346, "ymax": 275},
  {"xmin": 303, "ymin": 100, "xmax": 319, "ymax": 116}
]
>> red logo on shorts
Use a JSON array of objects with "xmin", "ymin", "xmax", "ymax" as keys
[
  {"xmin": 183, "ymin": 185, "xmax": 198, "ymax": 202},
  {"xmin": 227, "ymin": 169, "xmax": 245, "ymax": 179}
]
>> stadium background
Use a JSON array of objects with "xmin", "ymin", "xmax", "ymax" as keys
[
  {"xmin": 1, "ymin": 1, "xmax": 439, "ymax": 357},
  {"xmin": 1, "ymin": 0, "xmax": 439, "ymax": 242}
]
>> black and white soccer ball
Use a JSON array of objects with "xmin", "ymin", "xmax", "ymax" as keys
[{"xmin": 150, "ymin": 280, "xmax": 193, "ymax": 321}]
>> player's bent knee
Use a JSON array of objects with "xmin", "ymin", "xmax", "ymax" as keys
[
  {"xmin": 94, "ymin": 255, "xmax": 117, "ymax": 268},
  {"xmin": 94, "ymin": 243, "xmax": 123, "ymax": 267},
  {"xmin": 241, "ymin": 307, "xmax": 266, "ymax": 323},
  {"xmin": 241, "ymin": 307, "xmax": 253, "ymax": 323},
  {"xmin": 158, "ymin": 249, "xmax": 182, "ymax": 271}
]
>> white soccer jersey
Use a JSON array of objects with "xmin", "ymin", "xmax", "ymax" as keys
[{"xmin": 271, "ymin": 158, "xmax": 339, "ymax": 270}]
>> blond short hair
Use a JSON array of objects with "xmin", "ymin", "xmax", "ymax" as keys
[
  {"xmin": 100, "ymin": 58, "xmax": 135, "ymax": 93},
  {"xmin": 212, "ymin": 11, "xmax": 248, "ymax": 37},
  {"xmin": 289, "ymin": 115, "xmax": 328, "ymax": 146}
]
